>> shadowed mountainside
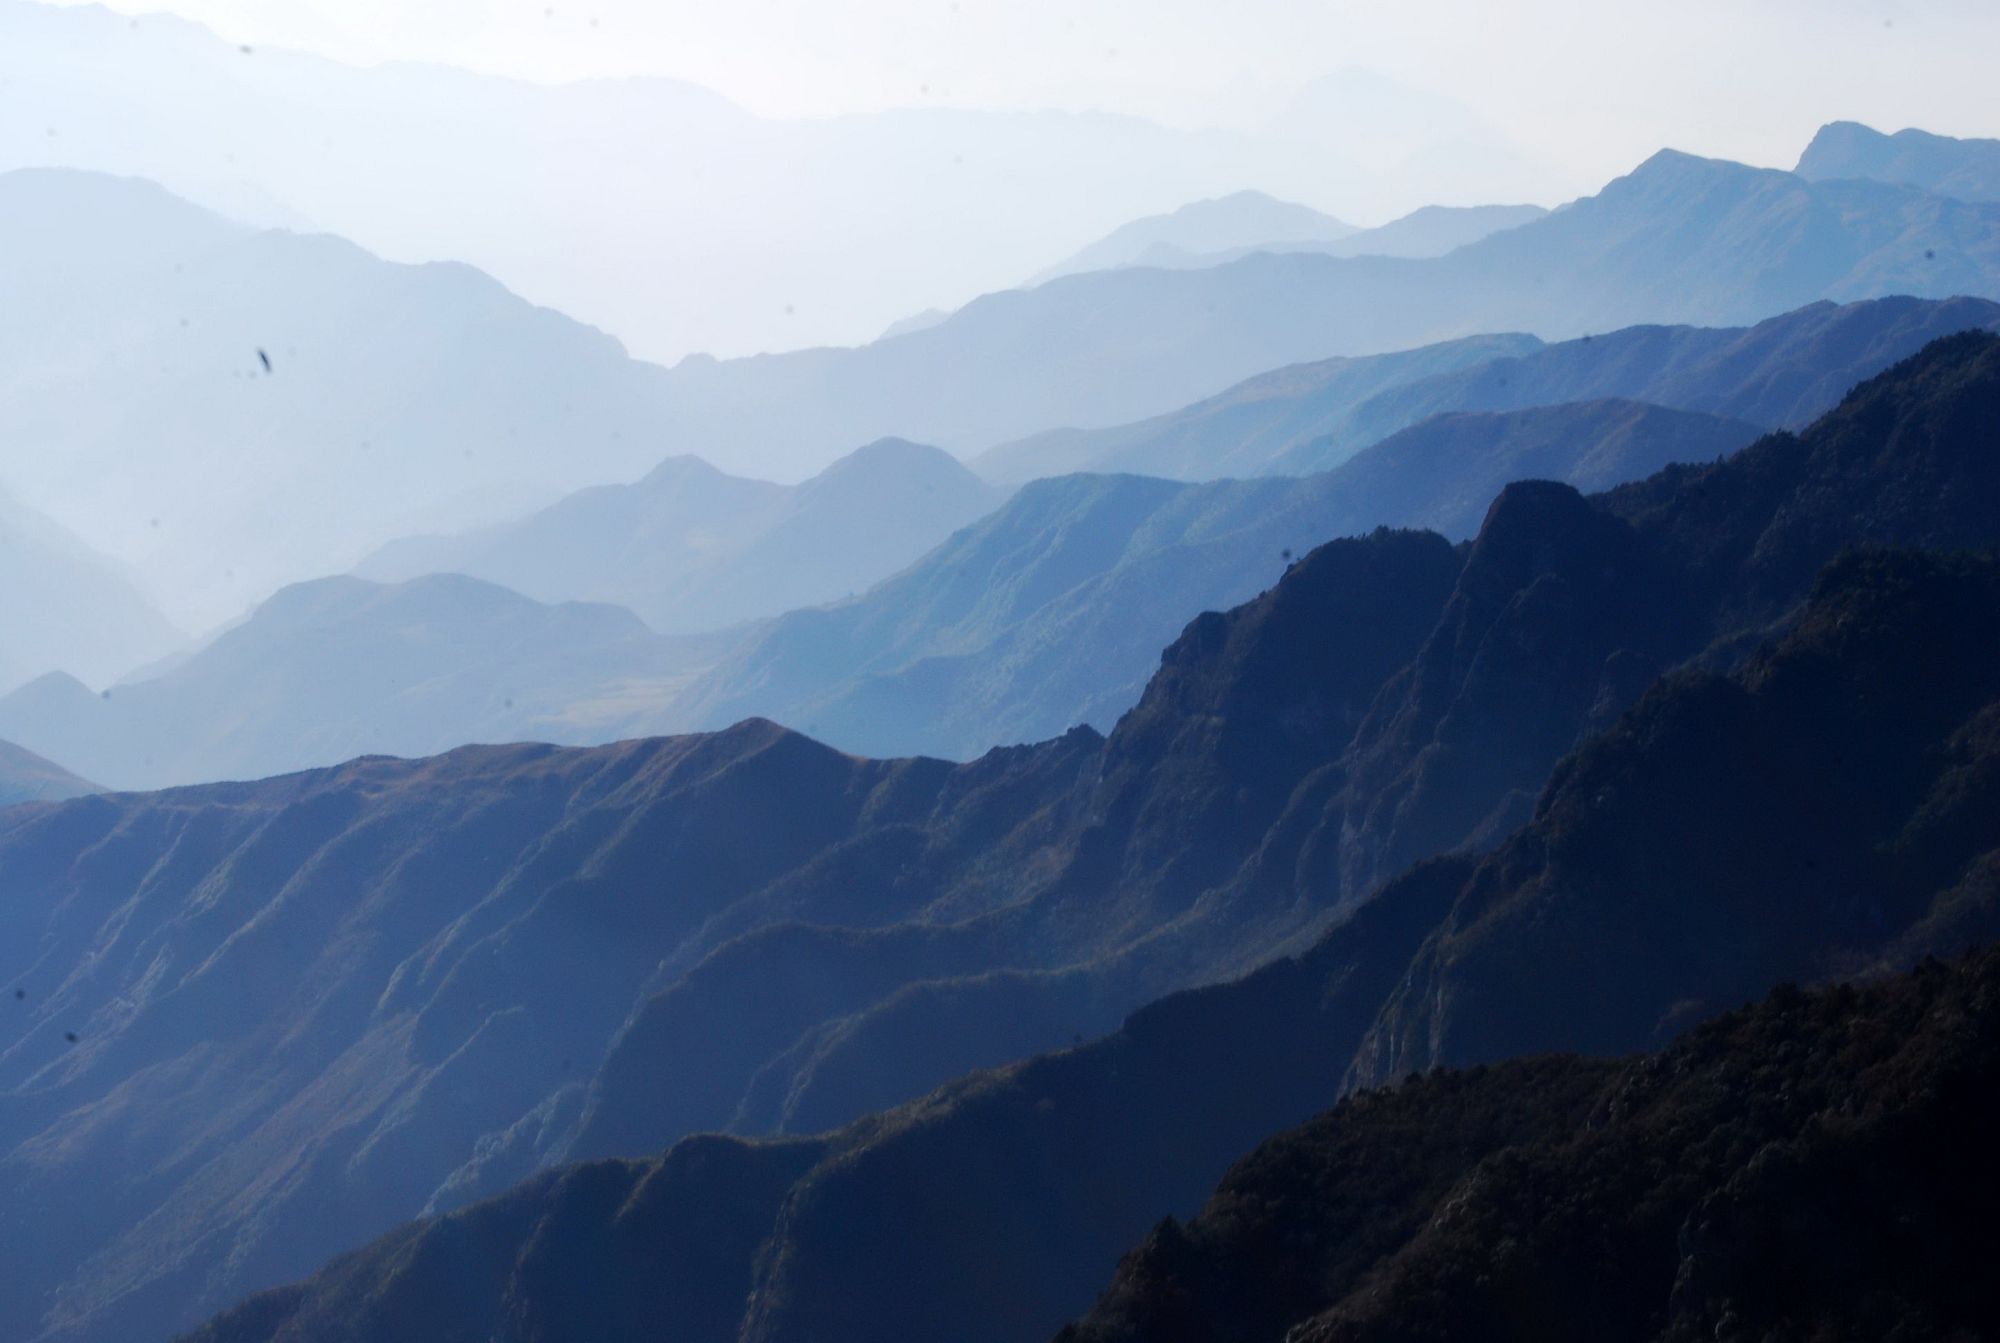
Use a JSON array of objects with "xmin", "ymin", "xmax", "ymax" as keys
[
  {"xmin": 5, "ymin": 333, "xmax": 1998, "ymax": 1343},
  {"xmin": 1062, "ymin": 942, "xmax": 2000, "ymax": 1343},
  {"xmin": 0, "ymin": 741, "xmax": 96, "ymax": 809},
  {"xmin": 181, "ymin": 540, "xmax": 2000, "ymax": 1343}
]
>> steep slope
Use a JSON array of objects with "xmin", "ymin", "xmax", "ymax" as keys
[
  {"xmin": 358, "ymin": 439, "xmax": 1002, "ymax": 635},
  {"xmin": 1028, "ymin": 191, "xmax": 1357, "ymax": 284},
  {"xmin": 1063, "ymin": 946, "xmax": 2000, "ymax": 1343},
  {"xmin": 0, "ymin": 575, "xmax": 707, "ymax": 790},
  {"xmin": 0, "ymin": 489, "xmax": 182, "ymax": 693},
  {"xmin": 182, "ymin": 543, "xmax": 2000, "ymax": 1343},
  {"xmin": 976, "ymin": 295, "xmax": 1999, "ymax": 483},
  {"xmin": 1797, "ymin": 120, "xmax": 2000, "ymax": 203},
  {"xmin": 0, "ymin": 169, "xmax": 687, "ymax": 629},
  {"xmin": 0, "ymin": 741, "xmax": 96, "ymax": 808}
]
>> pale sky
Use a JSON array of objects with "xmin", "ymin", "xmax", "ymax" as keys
[{"xmin": 42, "ymin": 0, "xmax": 2000, "ymax": 186}]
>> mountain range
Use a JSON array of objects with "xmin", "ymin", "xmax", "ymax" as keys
[
  {"xmin": 356, "ymin": 440, "xmax": 1002, "ymax": 635},
  {"xmin": 167, "ymin": 335, "xmax": 2000, "ymax": 1343},
  {"xmin": 11, "ymin": 298, "xmax": 1993, "ymax": 787},
  {"xmin": 3, "ymin": 331, "xmax": 1997, "ymax": 1342},
  {"xmin": 622, "ymin": 144, "xmax": 2000, "ymax": 478}
]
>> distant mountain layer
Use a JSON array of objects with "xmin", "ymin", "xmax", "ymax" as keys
[
  {"xmin": 7, "ymin": 332, "xmax": 1999, "ymax": 1343},
  {"xmin": 1797, "ymin": 120, "xmax": 2000, "ymax": 203},
  {"xmin": 605, "ymin": 148, "xmax": 2000, "ymax": 478},
  {"xmin": 357, "ymin": 439, "xmax": 1002, "ymax": 635},
  {"xmin": 0, "ymin": 168, "xmax": 688, "ymax": 629},
  {"xmin": 0, "ymin": 489, "xmax": 182, "ymax": 693},
  {"xmin": 1062, "ymin": 944, "xmax": 2000, "ymax": 1343},
  {"xmin": 1028, "ymin": 189, "xmax": 1357, "ymax": 284},
  {"xmin": 174, "ymin": 352, "xmax": 2000, "ymax": 1343},
  {"xmin": 0, "ymin": 739, "xmax": 95, "ymax": 808},
  {"xmin": 975, "ymin": 294, "xmax": 2000, "ymax": 482}
]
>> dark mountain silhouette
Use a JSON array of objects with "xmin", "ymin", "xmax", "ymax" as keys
[
  {"xmin": 975, "ymin": 295, "xmax": 2000, "ymax": 483},
  {"xmin": 0, "ymin": 488, "xmax": 183, "ymax": 694},
  {"xmin": 0, "ymin": 741, "xmax": 96, "ymax": 809},
  {"xmin": 1062, "ymin": 945, "xmax": 2000, "ymax": 1343},
  {"xmin": 179, "ymin": 539, "xmax": 2000, "ymax": 1343},
  {"xmin": 1797, "ymin": 120, "xmax": 2000, "ymax": 203},
  {"xmin": 0, "ymin": 575, "xmax": 692, "ymax": 790},
  {"xmin": 357, "ymin": 439, "xmax": 1002, "ymax": 635},
  {"xmin": 8, "ymin": 333, "xmax": 1999, "ymax": 1343}
]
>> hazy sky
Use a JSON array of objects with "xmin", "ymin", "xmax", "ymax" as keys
[{"xmin": 42, "ymin": 0, "xmax": 2000, "ymax": 183}]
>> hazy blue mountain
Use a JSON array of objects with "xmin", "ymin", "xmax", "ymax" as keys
[
  {"xmin": 1028, "ymin": 190, "xmax": 1357, "ymax": 284},
  {"xmin": 971, "ymin": 333, "xmax": 1544, "ymax": 484},
  {"xmin": 602, "ymin": 149, "xmax": 2000, "ymax": 478},
  {"xmin": 0, "ymin": 575, "xmax": 700, "ymax": 790},
  {"xmin": 673, "ymin": 398, "xmax": 1756, "ymax": 759},
  {"xmin": 1146, "ymin": 201, "xmax": 1551, "ymax": 271},
  {"xmin": 358, "ymin": 439, "xmax": 1002, "ymax": 635},
  {"xmin": 169, "ymin": 337, "xmax": 2000, "ymax": 1343},
  {"xmin": 0, "ymin": 488, "xmax": 183, "ymax": 693},
  {"xmin": 0, "ymin": 740, "xmax": 95, "ymax": 808},
  {"xmin": 5, "ymin": 0, "xmax": 1549, "ymax": 364},
  {"xmin": 975, "ymin": 295, "xmax": 2000, "ymax": 483},
  {"xmin": 0, "ymin": 168, "xmax": 689, "ymax": 629},
  {"xmin": 1796, "ymin": 120, "xmax": 2000, "ymax": 203}
]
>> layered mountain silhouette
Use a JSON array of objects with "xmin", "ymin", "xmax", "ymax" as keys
[
  {"xmin": 975, "ymin": 294, "xmax": 2000, "ymax": 482},
  {"xmin": 1062, "ymin": 944, "xmax": 2000, "ymax": 1343},
  {"xmin": 357, "ymin": 439, "xmax": 1002, "ymax": 634},
  {"xmin": 0, "ymin": 488, "xmax": 182, "ymax": 693},
  {"xmin": 0, "ymin": 741, "xmax": 96, "ymax": 809},
  {"xmin": 672, "ymin": 399, "xmax": 1756, "ymax": 759},
  {"xmin": 3, "ymin": 333, "xmax": 1997, "ymax": 1343},
  {"xmin": 177, "ymin": 534, "xmax": 2000, "ymax": 1343},
  {"xmin": 0, "ymin": 168, "xmax": 686, "ymax": 628},
  {"xmin": 23, "ymin": 300, "xmax": 1995, "ymax": 789},
  {"xmin": 1797, "ymin": 120, "xmax": 2000, "ymax": 203}
]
